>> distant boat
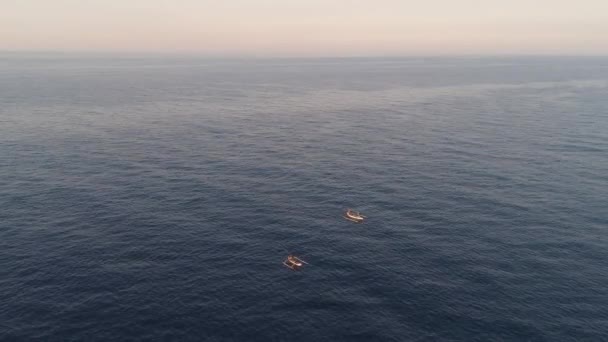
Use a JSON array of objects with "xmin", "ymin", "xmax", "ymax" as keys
[
  {"xmin": 344, "ymin": 208, "xmax": 365, "ymax": 223},
  {"xmin": 283, "ymin": 254, "xmax": 308, "ymax": 270}
]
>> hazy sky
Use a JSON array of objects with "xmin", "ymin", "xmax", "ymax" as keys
[{"xmin": 1, "ymin": 0, "xmax": 607, "ymax": 56}]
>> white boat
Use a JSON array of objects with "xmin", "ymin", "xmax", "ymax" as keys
[
  {"xmin": 283, "ymin": 255, "xmax": 308, "ymax": 270},
  {"xmin": 344, "ymin": 208, "xmax": 365, "ymax": 223}
]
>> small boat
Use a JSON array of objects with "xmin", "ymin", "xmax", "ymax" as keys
[
  {"xmin": 283, "ymin": 254, "xmax": 308, "ymax": 270},
  {"xmin": 344, "ymin": 208, "xmax": 365, "ymax": 223}
]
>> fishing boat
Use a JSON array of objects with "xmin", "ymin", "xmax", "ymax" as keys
[
  {"xmin": 344, "ymin": 208, "xmax": 365, "ymax": 223},
  {"xmin": 283, "ymin": 255, "xmax": 308, "ymax": 270}
]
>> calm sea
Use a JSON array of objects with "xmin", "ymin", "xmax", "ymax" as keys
[{"xmin": 1, "ymin": 55, "xmax": 607, "ymax": 341}]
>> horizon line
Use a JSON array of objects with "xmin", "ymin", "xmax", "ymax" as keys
[{"xmin": 3, "ymin": 49, "xmax": 608, "ymax": 60}]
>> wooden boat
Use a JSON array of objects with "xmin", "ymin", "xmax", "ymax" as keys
[
  {"xmin": 283, "ymin": 255, "xmax": 308, "ymax": 270},
  {"xmin": 344, "ymin": 208, "xmax": 365, "ymax": 223}
]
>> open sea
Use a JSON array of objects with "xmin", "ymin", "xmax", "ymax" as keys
[{"xmin": 1, "ymin": 55, "xmax": 607, "ymax": 341}]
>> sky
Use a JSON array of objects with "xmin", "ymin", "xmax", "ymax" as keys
[{"xmin": 1, "ymin": 0, "xmax": 607, "ymax": 56}]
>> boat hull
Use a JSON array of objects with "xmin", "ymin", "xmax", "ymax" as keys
[{"xmin": 343, "ymin": 215, "xmax": 364, "ymax": 223}]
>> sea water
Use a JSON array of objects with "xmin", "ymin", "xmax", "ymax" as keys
[{"xmin": 1, "ymin": 55, "xmax": 607, "ymax": 341}]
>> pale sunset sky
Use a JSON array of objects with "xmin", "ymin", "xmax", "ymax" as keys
[{"xmin": 1, "ymin": 0, "xmax": 607, "ymax": 56}]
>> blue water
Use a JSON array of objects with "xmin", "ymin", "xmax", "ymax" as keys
[{"xmin": 1, "ymin": 55, "xmax": 608, "ymax": 341}]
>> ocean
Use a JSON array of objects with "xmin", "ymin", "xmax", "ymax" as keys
[{"xmin": 1, "ymin": 55, "xmax": 607, "ymax": 341}]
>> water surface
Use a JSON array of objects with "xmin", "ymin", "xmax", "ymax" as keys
[{"xmin": 1, "ymin": 55, "xmax": 608, "ymax": 341}]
